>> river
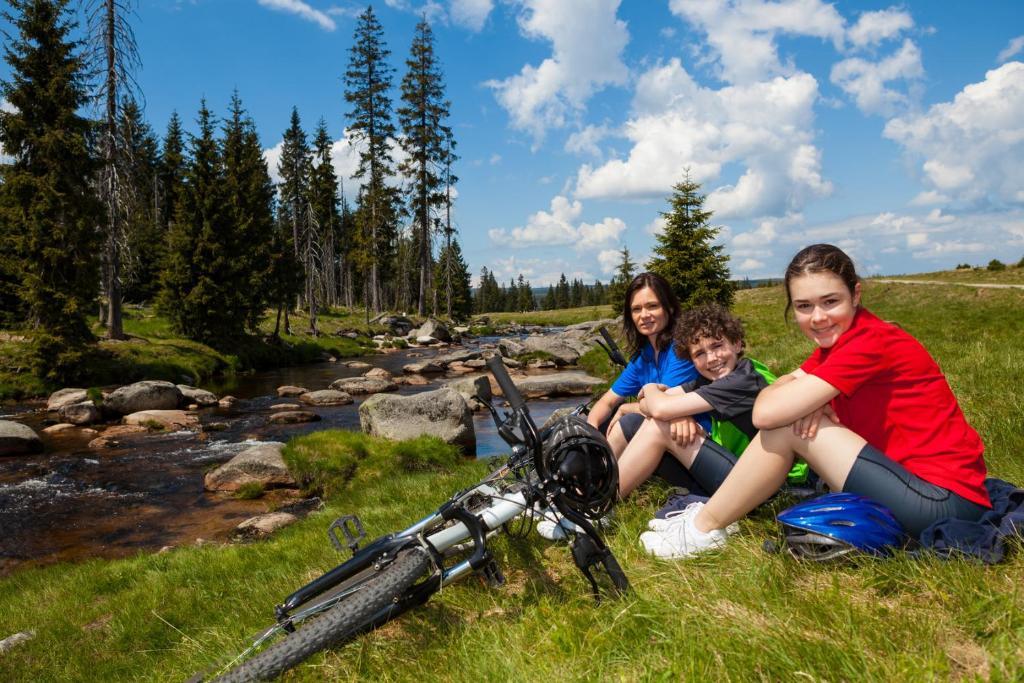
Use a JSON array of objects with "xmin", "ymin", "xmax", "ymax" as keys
[{"xmin": 0, "ymin": 340, "xmax": 584, "ymax": 575}]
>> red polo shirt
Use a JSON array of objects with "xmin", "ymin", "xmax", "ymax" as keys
[{"xmin": 801, "ymin": 308, "xmax": 990, "ymax": 507}]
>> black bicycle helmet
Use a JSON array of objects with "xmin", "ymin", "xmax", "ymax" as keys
[{"xmin": 540, "ymin": 414, "xmax": 618, "ymax": 520}]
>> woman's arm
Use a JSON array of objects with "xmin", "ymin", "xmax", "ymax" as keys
[
  {"xmin": 752, "ymin": 369, "xmax": 840, "ymax": 430},
  {"xmin": 638, "ymin": 382, "xmax": 713, "ymax": 421},
  {"xmin": 586, "ymin": 389, "xmax": 625, "ymax": 431}
]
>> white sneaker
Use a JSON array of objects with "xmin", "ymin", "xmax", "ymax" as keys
[
  {"xmin": 536, "ymin": 516, "xmax": 579, "ymax": 541},
  {"xmin": 647, "ymin": 504, "xmax": 739, "ymax": 535},
  {"xmin": 639, "ymin": 502, "xmax": 727, "ymax": 559}
]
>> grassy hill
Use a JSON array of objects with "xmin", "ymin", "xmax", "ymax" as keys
[{"xmin": 1, "ymin": 280, "xmax": 1022, "ymax": 681}]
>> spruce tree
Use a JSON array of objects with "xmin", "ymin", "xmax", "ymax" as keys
[
  {"xmin": 158, "ymin": 111, "xmax": 186, "ymax": 234},
  {"xmin": 222, "ymin": 92, "xmax": 275, "ymax": 332},
  {"xmin": 541, "ymin": 285, "xmax": 556, "ymax": 310},
  {"xmin": 277, "ymin": 107, "xmax": 311, "ymax": 312},
  {"xmin": 118, "ymin": 97, "xmax": 163, "ymax": 303},
  {"xmin": 433, "ymin": 237, "xmax": 471, "ymax": 320},
  {"xmin": 159, "ymin": 100, "xmax": 243, "ymax": 343},
  {"xmin": 398, "ymin": 18, "xmax": 454, "ymax": 316},
  {"xmin": 309, "ymin": 119, "xmax": 341, "ymax": 311},
  {"xmin": 608, "ymin": 246, "xmax": 636, "ymax": 312},
  {"xmin": 647, "ymin": 172, "xmax": 734, "ymax": 309},
  {"xmin": 345, "ymin": 5, "xmax": 396, "ymax": 313},
  {"xmin": 554, "ymin": 273, "xmax": 570, "ymax": 309},
  {"xmin": 0, "ymin": 0, "xmax": 102, "ymax": 378}
]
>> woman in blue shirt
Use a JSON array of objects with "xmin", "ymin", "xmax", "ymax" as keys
[{"xmin": 586, "ymin": 272, "xmax": 701, "ymax": 456}]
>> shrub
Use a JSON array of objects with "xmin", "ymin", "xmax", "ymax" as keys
[
  {"xmin": 987, "ymin": 259, "xmax": 1006, "ymax": 271},
  {"xmin": 234, "ymin": 482, "xmax": 265, "ymax": 500},
  {"xmin": 955, "ymin": 263, "xmax": 972, "ymax": 270},
  {"xmin": 1017, "ymin": 255, "xmax": 1024, "ymax": 268},
  {"xmin": 282, "ymin": 430, "xmax": 372, "ymax": 498}
]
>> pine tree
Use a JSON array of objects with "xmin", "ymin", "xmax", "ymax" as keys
[
  {"xmin": 277, "ymin": 107, "xmax": 311, "ymax": 324},
  {"xmin": 516, "ymin": 274, "xmax": 533, "ymax": 312},
  {"xmin": 554, "ymin": 273, "xmax": 570, "ymax": 309},
  {"xmin": 398, "ymin": 18, "xmax": 454, "ymax": 316},
  {"xmin": 0, "ymin": 0, "xmax": 102, "ymax": 378},
  {"xmin": 222, "ymin": 91, "xmax": 275, "ymax": 332},
  {"xmin": 647, "ymin": 172, "xmax": 734, "ymax": 309},
  {"xmin": 309, "ymin": 119, "xmax": 341, "ymax": 311},
  {"xmin": 433, "ymin": 237, "xmax": 471, "ymax": 320},
  {"xmin": 118, "ymin": 97, "xmax": 163, "ymax": 303},
  {"xmin": 541, "ymin": 285, "xmax": 556, "ymax": 310},
  {"xmin": 158, "ymin": 100, "xmax": 244, "ymax": 343},
  {"xmin": 607, "ymin": 246, "xmax": 636, "ymax": 312},
  {"xmin": 345, "ymin": 5, "xmax": 396, "ymax": 313},
  {"xmin": 158, "ymin": 111, "xmax": 186, "ymax": 234}
]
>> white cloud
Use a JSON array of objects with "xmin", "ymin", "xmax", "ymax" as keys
[
  {"xmin": 575, "ymin": 60, "xmax": 830, "ymax": 219},
  {"xmin": 997, "ymin": 35, "xmax": 1024, "ymax": 64},
  {"xmin": 668, "ymin": 0, "xmax": 845, "ymax": 84},
  {"xmin": 597, "ymin": 248, "xmax": 621, "ymax": 274},
  {"xmin": 909, "ymin": 190, "xmax": 950, "ymax": 206},
  {"xmin": 830, "ymin": 39, "xmax": 923, "ymax": 116},
  {"xmin": 489, "ymin": 153, "xmax": 502, "ymax": 165},
  {"xmin": 486, "ymin": 0, "xmax": 629, "ymax": 144},
  {"xmin": 488, "ymin": 195, "xmax": 624, "ymax": 251},
  {"xmin": 257, "ymin": 0, "xmax": 335, "ymax": 31},
  {"xmin": 883, "ymin": 62, "xmax": 1024, "ymax": 206},
  {"xmin": 645, "ymin": 216, "xmax": 666, "ymax": 236},
  {"xmin": 1, "ymin": 98, "xmax": 16, "ymax": 163},
  {"xmin": 451, "ymin": 0, "xmax": 493, "ymax": 32},
  {"xmin": 847, "ymin": 8, "xmax": 913, "ymax": 48},
  {"xmin": 736, "ymin": 258, "xmax": 766, "ymax": 273},
  {"xmin": 565, "ymin": 124, "xmax": 612, "ymax": 157}
]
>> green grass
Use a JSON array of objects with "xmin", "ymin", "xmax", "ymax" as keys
[
  {"xmin": 1, "ymin": 282, "xmax": 1023, "ymax": 681},
  {"xmin": 878, "ymin": 262, "xmax": 1024, "ymax": 285},
  {"xmin": 483, "ymin": 304, "xmax": 616, "ymax": 326}
]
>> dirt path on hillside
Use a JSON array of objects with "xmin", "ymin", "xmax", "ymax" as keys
[{"xmin": 873, "ymin": 279, "xmax": 1024, "ymax": 290}]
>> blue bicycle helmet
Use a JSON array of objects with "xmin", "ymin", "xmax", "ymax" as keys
[{"xmin": 776, "ymin": 492, "xmax": 905, "ymax": 561}]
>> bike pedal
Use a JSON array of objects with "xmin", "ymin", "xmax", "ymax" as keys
[
  {"xmin": 327, "ymin": 514, "xmax": 366, "ymax": 555},
  {"xmin": 480, "ymin": 558, "xmax": 505, "ymax": 587}
]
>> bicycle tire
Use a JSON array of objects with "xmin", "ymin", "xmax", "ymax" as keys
[{"xmin": 214, "ymin": 546, "xmax": 432, "ymax": 682}]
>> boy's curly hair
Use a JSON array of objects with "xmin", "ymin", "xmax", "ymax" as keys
[{"xmin": 673, "ymin": 304, "xmax": 745, "ymax": 360}]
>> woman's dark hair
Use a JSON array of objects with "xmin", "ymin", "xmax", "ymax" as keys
[
  {"xmin": 621, "ymin": 272, "xmax": 680, "ymax": 358},
  {"xmin": 673, "ymin": 304, "xmax": 745, "ymax": 360},
  {"xmin": 783, "ymin": 244, "xmax": 860, "ymax": 319}
]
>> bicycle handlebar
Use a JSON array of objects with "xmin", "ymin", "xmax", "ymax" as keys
[
  {"xmin": 486, "ymin": 355, "xmax": 525, "ymax": 411},
  {"xmin": 596, "ymin": 326, "xmax": 628, "ymax": 368}
]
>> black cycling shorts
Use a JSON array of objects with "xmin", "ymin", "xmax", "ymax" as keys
[{"xmin": 842, "ymin": 444, "xmax": 988, "ymax": 537}]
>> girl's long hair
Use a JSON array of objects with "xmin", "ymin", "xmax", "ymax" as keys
[{"xmin": 621, "ymin": 272, "xmax": 680, "ymax": 359}]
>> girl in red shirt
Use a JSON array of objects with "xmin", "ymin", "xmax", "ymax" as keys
[{"xmin": 640, "ymin": 244, "xmax": 991, "ymax": 560}]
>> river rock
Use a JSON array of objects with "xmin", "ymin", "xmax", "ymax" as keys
[
  {"xmin": 364, "ymin": 367, "xmax": 393, "ymax": 380},
  {"xmin": 527, "ymin": 359, "xmax": 556, "ymax": 369},
  {"xmin": 395, "ymin": 374, "xmax": 430, "ymax": 386},
  {"xmin": 276, "ymin": 385, "xmax": 308, "ymax": 398},
  {"xmin": 219, "ymin": 396, "xmax": 239, "ymax": 408},
  {"xmin": 502, "ymin": 357, "xmax": 522, "ymax": 368},
  {"xmin": 205, "ymin": 442, "xmax": 297, "ymax": 492},
  {"xmin": 299, "ymin": 389, "xmax": 353, "ymax": 406},
  {"xmin": 87, "ymin": 424, "xmax": 148, "ymax": 449},
  {"xmin": 268, "ymin": 410, "xmax": 321, "ymax": 424},
  {"xmin": 444, "ymin": 375, "xmax": 492, "ymax": 411},
  {"xmin": 329, "ymin": 377, "xmax": 398, "ymax": 395},
  {"xmin": 412, "ymin": 318, "xmax": 451, "ymax": 343},
  {"xmin": 58, "ymin": 401, "xmax": 101, "ymax": 426},
  {"xmin": 42, "ymin": 423, "xmax": 77, "ymax": 434},
  {"xmin": 520, "ymin": 336, "xmax": 582, "ymax": 366},
  {"xmin": 123, "ymin": 410, "xmax": 197, "ymax": 430},
  {"xmin": 46, "ymin": 388, "xmax": 88, "ymax": 411},
  {"xmin": 435, "ymin": 349, "xmax": 482, "ymax": 365},
  {"xmin": 345, "ymin": 361, "xmax": 372, "ymax": 369},
  {"xmin": 104, "ymin": 381, "xmax": 183, "ymax": 415},
  {"xmin": 359, "ymin": 387, "xmax": 475, "ymax": 455},
  {"xmin": 446, "ymin": 362, "xmax": 475, "ymax": 375},
  {"xmin": 403, "ymin": 360, "xmax": 446, "ymax": 374},
  {"xmin": 0, "ymin": 631, "xmax": 35, "ymax": 654},
  {"xmin": 465, "ymin": 359, "xmax": 487, "ymax": 369},
  {"xmin": 498, "ymin": 338, "xmax": 527, "ymax": 358},
  {"xmin": 234, "ymin": 512, "xmax": 299, "ymax": 539},
  {"xmin": 176, "ymin": 385, "xmax": 219, "ymax": 407},
  {"xmin": 270, "ymin": 403, "xmax": 301, "ymax": 410},
  {"xmin": 501, "ymin": 371, "xmax": 604, "ymax": 399},
  {"xmin": 0, "ymin": 420, "xmax": 43, "ymax": 456}
]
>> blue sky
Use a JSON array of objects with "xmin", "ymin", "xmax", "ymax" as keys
[{"xmin": 2, "ymin": 0, "xmax": 1023, "ymax": 286}]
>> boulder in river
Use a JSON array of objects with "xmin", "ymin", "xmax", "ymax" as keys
[
  {"xmin": 176, "ymin": 385, "xmax": 219, "ymax": 407},
  {"xmin": 394, "ymin": 374, "xmax": 430, "ymax": 386},
  {"xmin": 0, "ymin": 420, "xmax": 43, "ymax": 456},
  {"xmin": 123, "ymin": 410, "xmax": 198, "ymax": 430},
  {"xmin": 444, "ymin": 375, "xmax": 492, "ymax": 411},
  {"xmin": 412, "ymin": 318, "xmax": 451, "ymax": 343},
  {"xmin": 104, "ymin": 381, "xmax": 183, "ymax": 415},
  {"xmin": 299, "ymin": 389, "xmax": 353, "ymax": 406},
  {"xmin": 276, "ymin": 385, "xmax": 308, "ymax": 398},
  {"xmin": 496, "ymin": 371, "xmax": 604, "ymax": 399},
  {"xmin": 329, "ymin": 377, "xmax": 398, "ymax": 395},
  {"xmin": 268, "ymin": 410, "xmax": 321, "ymax": 425},
  {"xmin": 46, "ymin": 388, "xmax": 88, "ymax": 411},
  {"xmin": 403, "ymin": 360, "xmax": 446, "ymax": 375},
  {"xmin": 345, "ymin": 361, "xmax": 372, "ymax": 369},
  {"xmin": 58, "ymin": 400, "xmax": 101, "ymax": 426},
  {"xmin": 204, "ymin": 442, "xmax": 297, "ymax": 491},
  {"xmin": 359, "ymin": 387, "xmax": 475, "ymax": 455}
]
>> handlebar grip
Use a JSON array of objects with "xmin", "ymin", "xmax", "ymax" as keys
[
  {"xmin": 597, "ymin": 326, "xmax": 627, "ymax": 367},
  {"xmin": 486, "ymin": 355, "xmax": 525, "ymax": 411}
]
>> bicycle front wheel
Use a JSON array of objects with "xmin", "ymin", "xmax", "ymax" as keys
[{"xmin": 215, "ymin": 546, "xmax": 432, "ymax": 682}]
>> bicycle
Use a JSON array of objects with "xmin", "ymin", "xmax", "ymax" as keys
[{"xmin": 201, "ymin": 340, "xmax": 631, "ymax": 682}]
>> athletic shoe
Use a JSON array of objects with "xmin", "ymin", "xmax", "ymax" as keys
[
  {"xmin": 647, "ymin": 504, "xmax": 740, "ymax": 535},
  {"xmin": 639, "ymin": 502, "xmax": 727, "ymax": 559},
  {"xmin": 536, "ymin": 511, "xmax": 610, "ymax": 541}
]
